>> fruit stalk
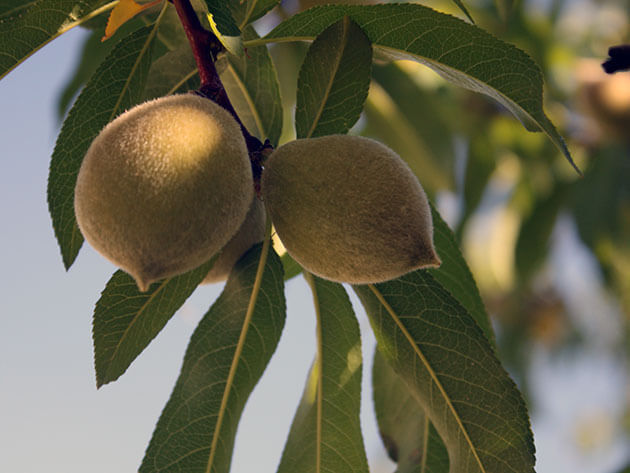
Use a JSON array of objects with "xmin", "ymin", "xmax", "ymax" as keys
[{"xmin": 170, "ymin": 0, "xmax": 272, "ymax": 190}]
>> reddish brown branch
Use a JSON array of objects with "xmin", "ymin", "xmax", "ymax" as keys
[{"xmin": 170, "ymin": 0, "xmax": 272, "ymax": 192}]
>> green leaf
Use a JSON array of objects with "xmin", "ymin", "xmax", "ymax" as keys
[
  {"xmin": 354, "ymin": 273, "xmax": 535, "ymax": 473},
  {"xmin": 93, "ymin": 257, "xmax": 217, "ymax": 388},
  {"xmin": 459, "ymin": 135, "xmax": 496, "ymax": 233},
  {"xmin": 228, "ymin": 0, "xmax": 279, "ymax": 29},
  {"xmin": 143, "ymin": 46, "xmax": 199, "ymax": 100},
  {"xmin": 0, "ymin": 1, "xmax": 37, "ymax": 19},
  {"xmin": 369, "ymin": 63, "xmax": 456, "ymax": 188},
  {"xmin": 205, "ymin": 0, "xmax": 240, "ymax": 36},
  {"xmin": 140, "ymin": 242, "xmax": 286, "ymax": 473},
  {"xmin": 362, "ymin": 82, "xmax": 451, "ymax": 194},
  {"xmin": 429, "ymin": 204, "xmax": 495, "ymax": 345},
  {"xmin": 281, "ymin": 252, "xmax": 303, "ymax": 281},
  {"xmin": 451, "ymin": 0, "xmax": 474, "ymax": 24},
  {"xmin": 154, "ymin": 3, "xmax": 190, "ymax": 51},
  {"xmin": 515, "ymin": 183, "xmax": 566, "ymax": 283},
  {"xmin": 259, "ymin": 4, "xmax": 578, "ymax": 172},
  {"xmin": 295, "ymin": 16, "xmax": 372, "ymax": 139},
  {"xmin": 57, "ymin": 17, "xmax": 145, "ymax": 118},
  {"xmin": 373, "ymin": 348, "xmax": 449, "ymax": 473},
  {"xmin": 0, "ymin": 0, "xmax": 115, "ymax": 80},
  {"xmin": 278, "ymin": 274, "xmax": 368, "ymax": 473},
  {"xmin": 217, "ymin": 26, "xmax": 283, "ymax": 146},
  {"xmin": 47, "ymin": 22, "xmax": 160, "ymax": 269}
]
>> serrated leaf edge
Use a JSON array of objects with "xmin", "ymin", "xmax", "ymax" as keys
[
  {"xmin": 58, "ymin": 2, "xmax": 168, "ymax": 269},
  {"xmin": 367, "ymin": 283, "xmax": 486, "ymax": 473},
  {"xmin": 0, "ymin": 1, "xmax": 118, "ymax": 81},
  {"xmin": 96, "ymin": 276, "xmax": 168, "ymax": 387}
]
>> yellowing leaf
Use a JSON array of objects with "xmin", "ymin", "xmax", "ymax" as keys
[{"xmin": 102, "ymin": 0, "xmax": 161, "ymax": 41}]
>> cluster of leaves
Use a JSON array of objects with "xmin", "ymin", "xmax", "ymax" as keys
[{"xmin": 2, "ymin": 0, "xmax": 606, "ymax": 471}]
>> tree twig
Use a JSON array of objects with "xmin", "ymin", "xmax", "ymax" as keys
[{"xmin": 170, "ymin": 0, "xmax": 271, "ymax": 192}]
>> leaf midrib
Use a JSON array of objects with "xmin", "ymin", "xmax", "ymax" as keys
[
  {"xmin": 367, "ymin": 283, "xmax": 486, "ymax": 473},
  {"xmin": 101, "ymin": 277, "xmax": 168, "ymax": 384},
  {"xmin": 305, "ymin": 272, "xmax": 324, "ymax": 473},
  {"xmin": 249, "ymin": 35, "xmax": 539, "ymax": 133},
  {"xmin": 304, "ymin": 16, "xmax": 350, "ymax": 139},
  {"xmin": 205, "ymin": 235, "xmax": 272, "ymax": 473},
  {"xmin": 244, "ymin": 34, "xmax": 578, "ymax": 174}
]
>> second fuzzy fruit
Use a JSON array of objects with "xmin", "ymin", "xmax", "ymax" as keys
[
  {"xmin": 261, "ymin": 135, "xmax": 440, "ymax": 284},
  {"xmin": 74, "ymin": 94, "xmax": 253, "ymax": 291}
]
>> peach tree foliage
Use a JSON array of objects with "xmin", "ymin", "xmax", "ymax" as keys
[{"xmin": 0, "ymin": 0, "xmax": 579, "ymax": 472}]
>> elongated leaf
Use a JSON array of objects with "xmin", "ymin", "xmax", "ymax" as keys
[
  {"xmin": 140, "ymin": 243, "xmax": 286, "ymax": 473},
  {"xmin": 296, "ymin": 16, "xmax": 371, "ymax": 139},
  {"xmin": 0, "ymin": 0, "xmax": 115, "ymax": 80},
  {"xmin": 143, "ymin": 46, "xmax": 199, "ymax": 100},
  {"xmin": 218, "ymin": 26, "xmax": 283, "ymax": 146},
  {"xmin": 259, "ymin": 4, "xmax": 578, "ymax": 172},
  {"xmin": 93, "ymin": 257, "xmax": 217, "ymax": 388},
  {"xmin": 48, "ymin": 22, "xmax": 160, "ymax": 269},
  {"xmin": 354, "ymin": 273, "xmax": 535, "ymax": 473},
  {"xmin": 373, "ymin": 348, "xmax": 449, "ymax": 473},
  {"xmin": 278, "ymin": 274, "xmax": 368, "ymax": 473},
  {"xmin": 429, "ymin": 205, "xmax": 494, "ymax": 344}
]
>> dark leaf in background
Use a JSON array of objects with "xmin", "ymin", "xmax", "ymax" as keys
[
  {"xmin": 515, "ymin": 183, "xmax": 567, "ymax": 283},
  {"xmin": 369, "ymin": 63, "xmax": 456, "ymax": 192}
]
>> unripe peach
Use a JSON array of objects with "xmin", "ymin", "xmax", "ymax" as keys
[
  {"xmin": 74, "ymin": 94, "xmax": 252, "ymax": 291},
  {"xmin": 261, "ymin": 135, "xmax": 440, "ymax": 284}
]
